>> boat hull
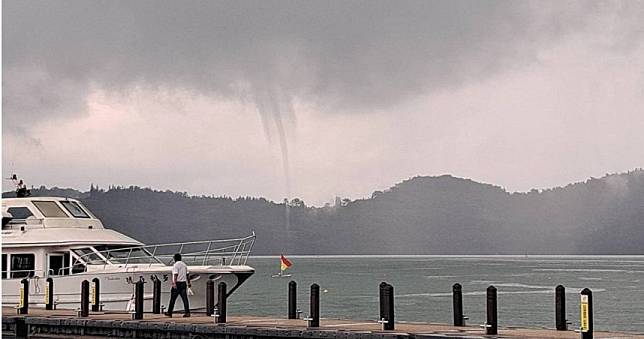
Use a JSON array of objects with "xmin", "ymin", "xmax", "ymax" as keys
[{"xmin": 2, "ymin": 266, "xmax": 253, "ymax": 312}]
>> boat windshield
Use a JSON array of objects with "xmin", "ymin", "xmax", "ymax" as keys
[
  {"xmin": 60, "ymin": 201, "xmax": 90, "ymax": 218},
  {"xmin": 32, "ymin": 201, "xmax": 68, "ymax": 218},
  {"xmin": 93, "ymin": 245, "xmax": 162, "ymax": 264},
  {"xmin": 72, "ymin": 247, "xmax": 104, "ymax": 265}
]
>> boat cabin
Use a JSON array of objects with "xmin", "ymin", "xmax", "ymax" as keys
[{"xmin": 2, "ymin": 197, "xmax": 148, "ymax": 280}]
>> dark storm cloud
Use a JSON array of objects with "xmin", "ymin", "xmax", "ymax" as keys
[{"xmin": 3, "ymin": 0, "xmax": 642, "ymax": 134}]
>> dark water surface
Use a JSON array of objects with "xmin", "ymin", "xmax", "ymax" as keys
[{"xmin": 228, "ymin": 256, "xmax": 644, "ymax": 333}]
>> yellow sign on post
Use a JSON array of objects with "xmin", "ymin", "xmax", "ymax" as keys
[
  {"xmin": 19, "ymin": 287, "xmax": 24, "ymax": 308},
  {"xmin": 91, "ymin": 285, "xmax": 96, "ymax": 305},
  {"xmin": 580, "ymin": 294, "xmax": 589, "ymax": 332},
  {"xmin": 45, "ymin": 285, "xmax": 50, "ymax": 304}
]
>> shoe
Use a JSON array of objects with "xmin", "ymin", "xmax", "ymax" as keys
[
  {"xmin": 183, "ymin": 313, "xmax": 191, "ymax": 318},
  {"xmin": 164, "ymin": 312, "xmax": 172, "ymax": 317}
]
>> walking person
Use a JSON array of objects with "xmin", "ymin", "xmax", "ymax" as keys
[{"xmin": 165, "ymin": 253, "xmax": 191, "ymax": 317}]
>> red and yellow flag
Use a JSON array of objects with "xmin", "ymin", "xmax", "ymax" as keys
[{"xmin": 280, "ymin": 254, "xmax": 292, "ymax": 271}]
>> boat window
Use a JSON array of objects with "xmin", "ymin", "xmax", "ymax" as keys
[
  {"xmin": 10, "ymin": 254, "xmax": 35, "ymax": 279},
  {"xmin": 63, "ymin": 252, "xmax": 70, "ymax": 275},
  {"xmin": 2, "ymin": 254, "xmax": 6, "ymax": 279},
  {"xmin": 71, "ymin": 260, "xmax": 86, "ymax": 274},
  {"xmin": 48, "ymin": 254, "xmax": 65, "ymax": 276},
  {"xmin": 72, "ymin": 248, "xmax": 104, "ymax": 265},
  {"xmin": 60, "ymin": 201, "xmax": 90, "ymax": 218},
  {"xmin": 32, "ymin": 201, "xmax": 68, "ymax": 218},
  {"xmin": 94, "ymin": 245, "xmax": 160, "ymax": 264},
  {"xmin": 7, "ymin": 207, "xmax": 34, "ymax": 219}
]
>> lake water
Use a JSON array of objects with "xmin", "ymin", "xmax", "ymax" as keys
[{"xmin": 228, "ymin": 256, "xmax": 644, "ymax": 333}]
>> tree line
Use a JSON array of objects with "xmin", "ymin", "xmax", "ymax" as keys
[{"xmin": 4, "ymin": 169, "xmax": 643, "ymax": 254}]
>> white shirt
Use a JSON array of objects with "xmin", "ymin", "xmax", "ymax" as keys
[{"xmin": 172, "ymin": 261, "xmax": 188, "ymax": 282}]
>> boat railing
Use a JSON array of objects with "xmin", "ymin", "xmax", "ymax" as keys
[
  {"xmin": 2, "ymin": 266, "xmax": 96, "ymax": 279},
  {"xmin": 2, "ymin": 267, "xmax": 97, "ymax": 280},
  {"xmin": 77, "ymin": 232, "xmax": 256, "ymax": 270},
  {"xmin": 2, "ymin": 268, "xmax": 53, "ymax": 280}
]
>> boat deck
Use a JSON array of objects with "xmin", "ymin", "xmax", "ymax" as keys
[{"xmin": 3, "ymin": 307, "xmax": 643, "ymax": 338}]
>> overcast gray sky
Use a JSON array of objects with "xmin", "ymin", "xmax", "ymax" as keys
[{"xmin": 3, "ymin": 0, "xmax": 644, "ymax": 205}]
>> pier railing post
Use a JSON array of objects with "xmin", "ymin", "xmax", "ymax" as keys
[
  {"xmin": 45, "ymin": 277, "xmax": 54, "ymax": 310},
  {"xmin": 486, "ymin": 285, "xmax": 497, "ymax": 335},
  {"xmin": 288, "ymin": 280, "xmax": 297, "ymax": 319},
  {"xmin": 216, "ymin": 282, "xmax": 227, "ymax": 323},
  {"xmin": 19, "ymin": 279, "xmax": 29, "ymax": 314},
  {"xmin": 453, "ymin": 283, "xmax": 464, "ymax": 326},
  {"xmin": 206, "ymin": 279, "xmax": 215, "ymax": 316},
  {"xmin": 308, "ymin": 283, "xmax": 320, "ymax": 328},
  {"xmin": 580, "ymin": 288, "xmax": 593, "ymax": 339},
  {"xmin": 91, "ymin": 278, "xmax": 101, "ymax": 312},
  {"xmin": 152, "ymin": 276, "xmax": 161, "ymax": 314},
  {"xmin": 555, "ymin": 285, "xmax": 566, "ymax": 330},
  {"xmin": 80, "ymin": 280, "xmax": 89, "ymax": 317},
  {"xmin": 134, "ymin": 280, "xmax": 144, "ymax": 320}
]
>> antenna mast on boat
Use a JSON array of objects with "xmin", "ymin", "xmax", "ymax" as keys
[{"xmin": 4, "ymin": 173, "xmax": 31, "ymax": 198}]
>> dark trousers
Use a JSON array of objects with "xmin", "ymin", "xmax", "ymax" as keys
[{"xmin": 167, "ymin": 281, "xmax": 190, "ymax": 314}]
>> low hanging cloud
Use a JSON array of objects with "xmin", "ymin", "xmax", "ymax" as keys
[
  {"xmin": 6, "ymin": 0, "xmax": 641, "ymax": 133},
  {"xmin": 3, "ymin": 1, "xmax": 644, "ymax": 203}
]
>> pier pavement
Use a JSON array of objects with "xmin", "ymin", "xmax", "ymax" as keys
[{"xmin": 3, "ymin": 307, "xmax": 643, "ymax": 338}]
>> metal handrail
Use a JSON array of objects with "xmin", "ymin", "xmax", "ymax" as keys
[
  {"xmin": 2, "ymin": 267, "xmax": 83, "ymax": 279},
  {"xmin": 2, "ymin": 268, "xmax": 50, "ymax": 279},
  {"xmin": 77, "ymin": 232, "xmax": 256, "ymax": 269}
]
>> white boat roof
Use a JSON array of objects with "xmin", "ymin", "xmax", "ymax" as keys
[
  {"xmin": 2, "ymin": 196, "xmax": 142, "ymax": 248},
  {"xmin": 3, "ymin": 196, "xmax": 105, "ymax": 229},
  {"xmin": 2, "ymin": 228, "xmax": 142, "ymax": 247}
]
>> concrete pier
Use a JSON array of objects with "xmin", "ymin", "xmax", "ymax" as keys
[{"xmin": 3, "ymin": 307, "xmax": 643, "ymax": 339}]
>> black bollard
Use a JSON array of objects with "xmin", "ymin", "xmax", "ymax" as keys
[
  {"xmin": 91, "ymin": 278, "xmax": 101, "ymax": 312},
  {"xmin": 80, "ymin": 280, "xmax": 89, "ymax": 317},
  {"xmin": 206, "ymin": 279, "xmax": 215, "ymax": 316},
  {"xmin": 580, "ymin": 288, "xmax": 593, "ymax": 339},
  {"xmin": 379, "ymin": 282, "xmax": 387, "ymax": 323},
  {"xmin": 134, "ymin": 280, "xmax": 144, "ymax": 320},
  {"xmin": 555, "ymin": 285, "xmax": 566, "ymax": 330},
  {"xmin": 486, "ymin": 285, "xmax": 497, "ymax": 335},
  {"xmin": 152, "ymin": 277, "xmax": 161, "ymax": 314},
  {"xmin": 308, "ymin": 283, "xmax": 320, "ymax": 328},
  {"xmin": 381, "ymin": 283, "xmax": 395, "ymax": 330},
  {"xmin": 288, "ymin": 280, "xmax": 297, "ymax": 319},
  {"xmin": 216, "ymin": 282, "xmax": 227, "ymax": 323},
  {"xmin": 45, "ymin": 277, "xmax": 54, "ymax": 310},
  {"xmin": 453, "ymin": 283, "xmax": 464, "ymax": 326},
  {"xmin": 19, "ymin": 279, "xmax": 29, "ymax": 314}
]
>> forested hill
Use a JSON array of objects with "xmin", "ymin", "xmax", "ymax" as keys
[{"xmin": 4, "ymin": 170, "xmax": 644, "ymax": 255}]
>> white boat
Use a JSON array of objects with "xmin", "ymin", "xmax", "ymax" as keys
[{"xmin": 1, "ymin": 196, "xmax": 255, "ymax": 312}]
